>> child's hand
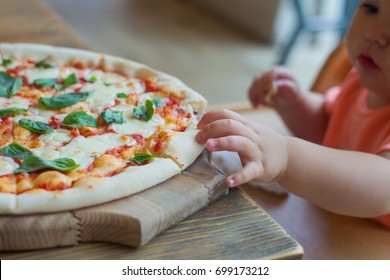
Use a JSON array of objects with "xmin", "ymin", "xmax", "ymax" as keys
[
  {"xmin": 248, "ymin": 67, "xmax": 302, "ymax": 109},
  {"xmin": 196, "ymin": 109, "xmax": 288, "ymax": 187}
]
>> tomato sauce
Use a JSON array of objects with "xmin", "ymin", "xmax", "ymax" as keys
[
  {"xmin": 142, "ymin": 79, "xmax": 159, "ymax": 92},
  {"xmin": 49, "ymin": 116, "xmax": 62, "ymax": 129},
  {"xmin": 129, "ymin": 134, "xmax": 145, "ymax": 145},
  {"xmin": 105, "ymin": 145, "xmax": 132, "ymax": 158}
]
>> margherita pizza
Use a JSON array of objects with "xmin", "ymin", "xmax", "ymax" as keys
[{"xmin": 0, "ymin": 43, "xmax": 207, "ymax": 214}]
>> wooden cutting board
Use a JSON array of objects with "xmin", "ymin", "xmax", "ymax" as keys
[{"xmin": 0, "ymin": 151, "xmax": 228, "ymax": 251}]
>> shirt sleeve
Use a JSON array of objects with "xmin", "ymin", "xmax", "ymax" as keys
[{"xmin": 323, "ymin": 68, "xmax": 359, "ymax": 116}]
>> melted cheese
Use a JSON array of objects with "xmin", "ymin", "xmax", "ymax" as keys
[
  {"xmin": 0, "ymin": 96, "xmax": 30, "ymax": 109},
  {"xmin": 0, "ymin": 156, "xmax": 19, "ymax": 176},
  {"xmin": 137, "ymin": 93, "xmax": 156, "ymax": 105},
  {"xmin": 78, "ymin": 70, "xmax": 144, "ymax": 109},
  {"xmin": 22, "ymin": 67, "xmax": 60, "ymax": 84},
  {"xmin": 82, "ymin": 69, "xmax": 128, "ymax": 84},
  {"xmin": 32, "ymin": 133, "xmax": 136, "ymax": 170},
  {"xmin": 13, "ymin": 112, "xmax": 53, "ymax": 124},
  {"xmin": 38, "ymin": 128, "xmax": 72, "ymax": 148},
  {"xmin": 81, "ymin": 82, "xmax": 134, "ymax": 110},
  {"xmin": 127, "ymin": 78, "xmax": 145, "ymax": 94},
  {"xmin": 0, "ymin": 59, "xmax": 20, "ymax": 71},
  {"xmin": 82, "ymin": 83, "xmax": 119, "ymax": 109},
  {"xmin": 109, "ymin": 106, "xmax": 165, "ymax": 137}
]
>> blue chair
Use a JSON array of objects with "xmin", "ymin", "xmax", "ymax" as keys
[{"xmin": 277, "ymin": 0, "xmax": 359, "ymax": 65}]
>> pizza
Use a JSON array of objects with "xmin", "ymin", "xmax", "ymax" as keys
[{"xmin": 0, "ymin": 43, "xmax": 207, "ymax": 214}]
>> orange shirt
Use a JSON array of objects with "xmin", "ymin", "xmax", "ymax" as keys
[{"xmin": 323, "ymin": 69, "xmax": 390, "ymax": 227}]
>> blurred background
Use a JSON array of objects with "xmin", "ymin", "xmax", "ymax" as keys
[{"xmin": 45, "ymin": 0, "xmax": 358, "ymax": 106}]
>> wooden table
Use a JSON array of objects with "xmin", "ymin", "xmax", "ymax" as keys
[{"xmin": 0, "ymin": 0, "xmax": 302, "ymax": 260}]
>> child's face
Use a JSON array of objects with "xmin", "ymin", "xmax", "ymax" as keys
[{"xmin": 346, "ymin": 0, "xmax": 390, "ymax": 98}]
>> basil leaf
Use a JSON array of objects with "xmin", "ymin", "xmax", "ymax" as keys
[
  {"xmin": 14, "ymin": 156, "xmax": 79, "ymax": 174},
  {"xmin": 9, "ymin": 76, "xmax": 22, "ymax": 96},
  {"xmin": 85, "ymin": 76, "xmax": 97, "ymax": 83},
  {"xmin": 0, "ymin": 85, "xmax": 9, "ymax": 97},
  {"xmin": 0, "ymin": 107, "xmax": 27, "ymax": 118},
  {"xmin": 0, "ymin": 71, "xmax": 15, "ymax": 89},
  {"xmin": 33, "ymin": 78, "xmax": 58, "ymax": 87},
  {"xmin": 35, "ymin": 60, "xmax": 56, "ymax": 69},
  {"xmin": 133, "ymin": 99, "xmax": 155, "ymax": 121},
  {"xmin": 19, "ymin": 118, "xmax": 54, "ymax": 134},
  {"xmin": 55, "ymin": 73, "xmax": 79, "ymax": 91},
  {"xmin": 153, "ymin": 98, "xmax": 164, "ymax": 108},
  {"xmin": 0, "ymin": 142, "xmax": 33, "ymax": 160},
  {"xmin": 62, "ymin": 111, "xmax": 98, "ymax": 127},
  {"xmin": 39, "ymin": 91, "xmax": 89, "ymax": 109},
  {"xmin": 116, "ymin": 93, "xmax": 127, "ymax": 99},
  {"xmin": 129, "ymin": 153, "xmax": 156, "ymax": 165},
  {"xmin": 145, "ymin": 99, "xmax": 155, "ymax": 120},
  {"xmin": 2, "ymin": 58, "xmax": 13, "ymax": 67},
  {"xmin": 99, "ymin": 110, "xmax": 125, "ymax": 124},
  {"xmin": 0, "ymin": 71, "xmax": 22, "ymax": 97}
]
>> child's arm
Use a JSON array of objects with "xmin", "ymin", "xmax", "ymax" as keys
[
  {"xmin": 248, "ymin": 67, "xmax": 328, "ymax": 143},
  {"xmin": 196, "ymin": 109, "xmax": 390, "ymax": 218},
  {"xmin": 282, "ymin": 137, "xmax": 390, "ymax": 217}
]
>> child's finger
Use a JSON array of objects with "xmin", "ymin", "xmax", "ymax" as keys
[
  {"xmin": 248, "ymin": 71, "xmax": 273, "ymax": 107},
  {"xmin": 226, "ymin": 161, "xmax": 263, "ymax": 187},
  {"xmin": 248, "ymin": 67, "xmax": 296, "ymax": 107},
  {"xmin": 269, "ymin": 79, "xmax": 301, "ymax": 108},
  {"xmin": 196, "ymin": 119, "xmax": 258, "ymax": 144},
  {"xmin": 197, "ymin": 109, "xmax": 248, "ymax": 128},
  {"xmin": 271, "ymin": 66, "xmax": 296, "ymax": 81},
  {"xmin": 204, "ymin": 135, "xmax": 261, "ymax": 162}
]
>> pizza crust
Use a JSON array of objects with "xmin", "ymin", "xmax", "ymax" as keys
[
  {"xmin": 0, "ymin": 43, "xmax": 207, "ymax": 214},
  {"xmin": 163, "ymin": 125, "xmax": 205, "ymax": 170},
  {"xmin": 0, "ymin": 158, "xmax": 180, "ymax": 214},
  {"xmin": 0, "ymin": 193, "xmax": 16, "ymax": 214}
]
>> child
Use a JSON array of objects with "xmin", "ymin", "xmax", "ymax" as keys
[{"xmin": 196, "ymin": 0, "xmax": 390, "ymax": 226}]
